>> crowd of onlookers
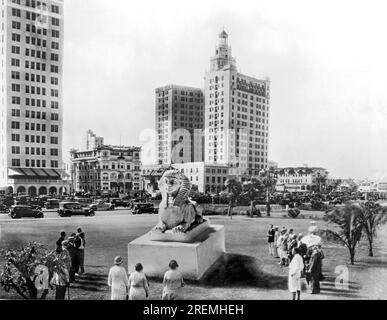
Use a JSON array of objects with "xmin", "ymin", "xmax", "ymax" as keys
[
  {"xmin": 267, "ymin": 224, "xmax": 325, "ymax": 300},
  {"xmin": 35, "ymin": 228, "xmax": 87, "ymax": 300}
]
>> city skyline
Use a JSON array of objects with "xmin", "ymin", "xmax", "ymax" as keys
[{"xmin": 63, "ymin": 0, "xmax": 387, "ymax": 180}]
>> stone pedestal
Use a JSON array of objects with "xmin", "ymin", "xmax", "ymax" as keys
[{"xmin": 128, "ymin": 225, "xmax": 225, "ymax": 280}]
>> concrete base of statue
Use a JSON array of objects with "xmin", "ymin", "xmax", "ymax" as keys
[{"xmin": 128, "ymin": 224, "xmax": 225, "ymax": 280}]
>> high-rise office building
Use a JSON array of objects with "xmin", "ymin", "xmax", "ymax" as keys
[
  {"xmin": 155, "ymin": 84, "xmax": 204, "ymax": 165},
  {"xmin": 0, "ymin": 0, "xmax": 66, "ymax": 196},
  {"xmin": 204, "ymin": 30, "xmax": 271, "ymax": 177}
]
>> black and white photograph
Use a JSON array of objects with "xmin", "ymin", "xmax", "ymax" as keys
[{"xmin": 1, "ymin": 0, "xmax": 387, "ymax": 307}]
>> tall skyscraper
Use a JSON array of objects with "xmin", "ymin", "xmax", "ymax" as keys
[
  {"xmin": 204, "ymin": 30, "xmax": 271, "ymax": 176},
  {"xmin": 155, "ymin": 84, "xmax": 204, "ymax": 165},
  {"xmin": 0, "ymin": 0, "xmax": 66, "ymax": 196}
]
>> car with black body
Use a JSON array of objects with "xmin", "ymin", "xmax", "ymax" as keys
[
  {"xmin": 9, "ymin": 205, "xmax": 44, "ymax": 219},
  {"xmin": 132, "ymin": 202, "xmax": 158, "ymax": 215},
  {"xmin": 57, "ymin": 202, "xmax": 95, "ymax": 217}
]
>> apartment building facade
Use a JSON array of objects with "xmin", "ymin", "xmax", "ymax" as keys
[
  {"xmin": 0, "ymin": 0, "xmax": 66, "ymax": 196},
  {"xmin": 155, "ymin": 84, "xmax": 204, "ymax": 165}
]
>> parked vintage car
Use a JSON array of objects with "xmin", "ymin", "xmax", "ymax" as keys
[
  {"xmin": 110, "ymin": 198, "xmax": 130, "ymax": 208},
  {"xmin": 89, "ymin": 200, "xmax": 115, "ymax": 211},
  {"xmin": 44, "ymin": 198, "xmax": 61, "ymax": 209},
  {"xmin": 128, "ymin": 198, "xmax": 143, "ymax": 210},
  {"xmin": 132, "ymin": 203, "xmax": 158, "ymax": 215},
  {"xmin": 0, "ymin": 204, "xmax": 10, "ymax": 214},
  {"xmin": 74, "ymin": 197, "xmax": 94, "ymax": 208},
  {"xmin": 57, "ymin": 202, "xmax": 95, "ymax": 217},
  {"xmin": 9, "ymin": 205, "xmax": 44, "ymax": 219}
]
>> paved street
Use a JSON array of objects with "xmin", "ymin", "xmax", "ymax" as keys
[{"xmin": 0, "ymin": 208, "xmax": 154, "ymax": 222}]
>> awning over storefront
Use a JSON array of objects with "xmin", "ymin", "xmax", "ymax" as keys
[{"xmin": 8, "ymin": 168, "xmax": 69, "ymax": 180}]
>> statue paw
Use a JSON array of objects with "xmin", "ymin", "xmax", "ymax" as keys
[
  {"xmin": 172, "ymin": 226, "xmax": 185, "ymax": 234},
  {"xmin": 153, "ymin": 224, "xmax": 167, "ymax": 233}
]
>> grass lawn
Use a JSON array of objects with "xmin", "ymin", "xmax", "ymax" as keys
[{"xmin": 1, "ymin": 212, "xmax": 386, "ymax": 300}]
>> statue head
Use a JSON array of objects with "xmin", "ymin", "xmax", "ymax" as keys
[{"xmin": 159, "ymin": 170, "xmax": 191, "ymax": 203}]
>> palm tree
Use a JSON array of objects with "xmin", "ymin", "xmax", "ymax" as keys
[
  {"xmin": 242, "ymin": 178, "xmax": 264, "ymax": 217},
  {"xmin": 358, "ymin": 201, "xmax": 387, "ymax": 256},
  {"xmin": 259, "ymin": 168, "xmax": 277, "ymax": 216},
  {"xmin": 322, "ymin": 203, "xmax": 363, "ymax": 265},
  {"xmin": 224, "ymin": 178, "xmax": 243, "ymax": 219}
]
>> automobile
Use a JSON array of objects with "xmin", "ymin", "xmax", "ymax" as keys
[
  {"xmin": 89, "ymin": 200, "xmax": 115, "ymax": 211},
  {"xmin": 9, "ymin": 205, "xmax": 44, "ymax": 219},
  {"xmin": 57, "ymin": 202, "xmax": 95, "ymax": 217},
  {"xmin": 74, "ymin": 197, "xmax": 94, "ymax": 208},
  {"xmin": 132, "ymin": 203, "xmax": 158, "ymax": 215},
  {"xmin": 44, "ymin": 198, "xmax": 61, "ymax": 209},
  {"xmin": 128, "ymin": 198, "xmax": 143, "ymax": 209},
  {"xmin": 0, "ymin": 204, "xmax": 10, "ymax": 214},
  {"xmin": 110, "ymin": 198, "xmax": 130, "ymax": 208}
]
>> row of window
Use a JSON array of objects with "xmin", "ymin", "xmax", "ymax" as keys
[
  {"xmin": 10, "ymin": 71, "xmax": 57, "ymax": 85},
  {"xmin": 12, "ymin": 0, "xmax": 61, "ymax": 14},
  {"xmin": 11, "ymin": 134, "xmax": 59, "ymax": 144},
  {"xmin": 11, "ymin": 158, "xmax": 59, "ymax": 168},
  {"xmin": 12, "ymin": 96, "xmax": 60, "ymax": 109}
]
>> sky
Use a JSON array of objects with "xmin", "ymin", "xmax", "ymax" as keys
[{"xmin": 62, "ymin": 0, "xmax": 387, "ymax": 180}]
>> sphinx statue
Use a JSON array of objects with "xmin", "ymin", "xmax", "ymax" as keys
[{"xmin": 152, "ymin": 170, "xmax": 205, "ymax": 234}]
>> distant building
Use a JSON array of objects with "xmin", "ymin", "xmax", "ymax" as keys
[
  {"xmin": 204, "ymin": 30, "xmax": 270, "ymax": 177},
  {"xmin": 155, "ymin": 85, "xmax": 204, "ymax": 165},
  {"xmin": 84, "ymin": 129, "xmax": 104, "ymax": 151},
  {"xmin": 71, "ymin": 132, "xmax": 142, "ymax": 195},
  {"xmin": 268, "ymin": 160, "xmax": 278, "ymax": 169},
  {"xmin": 142, "ymin": 162, "xmax": 229, "ymax": 195},
  {"xmin": 275, "ymin": 166, "xmax": 329, "ymax": 192}
]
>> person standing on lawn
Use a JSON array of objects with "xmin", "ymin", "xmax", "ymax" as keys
[
  {"xmin": 277, "ymin": 227, "xmax": 289, "ymax": 266},
  {"xmin": 162, "ymin": 260, "xmax": 185, "ymax": 300},
  {"xmin": 128, "ymin": 263, "xmax": 149, "ymax": 300},
  {"xmin": 56, "ymin": 231, "xmax": 66, "ymax": 250},
  {"xmin": 273, "ymin": 226, "xmax": 280, "ymax": 258},
  {"xmin": 48, "ymin": 241, "xmax": 71, "ymax": 300},
  {"xmin": 76, "ymin": 228, "xmax": 86, "ymax": 274},
  {"xmin": 287, "ymin": 234, "xmax": 298, "ymax": 262},
  {"xmin": 267, "ymin": 224, "xmax": 275, "ymax": 256},
  {"xmin": 306, "ymin": 245, "xmax": 323, "ymax": 294},
  {"xmin": 288, "ymin": 247, "xmax": 304, "ymax": 300},
  {"xmin": 66, "ymin": 234, "xmax": 81, "ymax": 282},
  {"xmin": 108, "ymin": 256, "xmax": 129, "ymax": 300}
]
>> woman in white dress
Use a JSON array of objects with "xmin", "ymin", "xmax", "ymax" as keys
[
  {"xmin": 108, "ymin": 256, "xmax": 129, "ymax": 300},
  {"xmin": 162, "ymin": 260, "xmax": 185, "ymax": 300},
  {"xmin": 288, "ymin": 247, "xmax": 304, "ymax": 300},
  {"xmin": 128, "ymin": 263, "xmax": 149, "ymax": 300}
]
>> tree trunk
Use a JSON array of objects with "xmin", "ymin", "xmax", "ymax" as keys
[
  {"xmin": 250, "ymin": 201, "xmax": 255, "ymax": 218},
  {"xmin": 228, "ymin": 199, "xmax": 233, "ymax": 220},
  {"xmin": 25, "ymin": 278, "xmax": 37, "ymax": 299},
  {"xmin": 349, "ymin": 248, "xmax": 355, "ymax": 265},
  {"xmin": 368, "ymin": 237, "xmax": 374, "ymax": 257}
]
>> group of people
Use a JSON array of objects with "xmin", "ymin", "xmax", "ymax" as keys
[
  {"xmin": 108, "ymin": 258, "xmax": 185, "ymax": 300},
  {"xmin": 47, "ymin": 228, "xmax": 86, "ymax": 299},
  {"xmin": 267, "ymin": 223, "xmax": 325, "ymax": 300}
]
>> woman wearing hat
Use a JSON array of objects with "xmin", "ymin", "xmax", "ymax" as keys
[
  {"xmin": 273, "ymin": 226, "xmax": 280, "ymax": 258},
  {"xmin": 108, "ymin": 256, "xmax": 129, "ymax": 300},
  {"xmin": 128, "ymin": 263, "xmax": 149, "ymax": 300},
  {"xmin": 162, "ymin": 260, "xmax": 185, "ymax": 300}
]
